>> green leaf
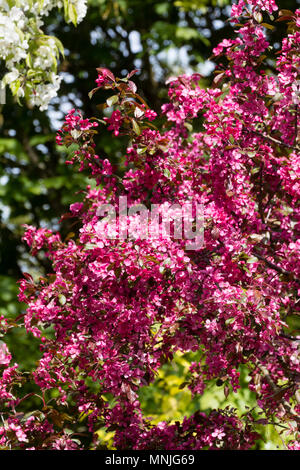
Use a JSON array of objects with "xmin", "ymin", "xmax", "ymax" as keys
[
  {"xmin": 84, "ymin": 243, "xmax": 98, "ymax": 250},
  {"xmin": 58, "ymin": 294, "xmax": 67, "ymax": 306},
  {"xmin": 106, "ymin": 95, "xmax": 119, "ymax": 107},
  {"xmin": 53, "ymin": 37, "xmax": 65, "ymax": 57},
  {"xmin": 9, "ymin": 80, "xmax": 21, "ymax": 96},
  {"xmin": 137, "ymin": 147, "xmax": 147, "ymax": 155},
  {"xmin": 163, "ymin": 168, "xmax": 171, "ymax": 178},
  {"xmin": 184, "ymin": 122, "xmax": 193, "ymax": 132},
  {"xmin": 26, "ymin": 69, "xmax": 38, "ymax": 79},
  {"xmin": 68, "ymin": 3, "xmax": 78, "ymax": 26},
  {"xmin": 25, "ymin": 53, "xmax": 33, "ymax": 68},
  {"xmin": 88, "ymin": 87, "xmax": 100, "ymax": 99},
  {"xmin": 132, "ymin": 119, "xmax": 141, "ymax": 135},
  {"xmin": 253, "ymin": 11, "xmax": 263, "ymax": 23}
]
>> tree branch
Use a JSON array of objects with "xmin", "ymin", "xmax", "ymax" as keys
[
  {"xmin": 253, "ymin": 249, "xmax": 300, "ymax": 285},
  {"xmin": 250, "ymin": 129, "xmax": 300, "ymax": 152}
]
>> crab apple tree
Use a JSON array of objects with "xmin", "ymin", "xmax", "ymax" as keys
[{"xmin": 0, "ymin": 0, "xmax": 299, "ymax": 450}]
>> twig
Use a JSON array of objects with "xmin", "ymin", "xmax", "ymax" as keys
[
  {"xmin": 253, "ymin": 250, "xmax": 300, "ymax": 285},
  {"xmin": 257, "ymin": 363, "xmax": 300, "ymax": 423},
  {"xmin": 249, "ymin": 129, "xmax": 300, "ymax": 152}
]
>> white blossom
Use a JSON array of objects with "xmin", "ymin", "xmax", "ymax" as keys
[
  {"xmin": 72, "ymin": 0, "xmax": 87, "ymax": 23},
  {"xmin": 0, "ymin": 0, "xmax": 88, "ymax": 110},
  {"xmin": 3, "ymin": 69, "xmax": 20, "ymax": 84},
  {"xmin": 29, "ymin": 73, "xmax": 62, "ymax": 110}
]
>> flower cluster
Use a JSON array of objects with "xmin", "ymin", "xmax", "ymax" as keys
[{"xmin": 231, "ymin": 0, "xmax": 278, "ymax": 17}]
